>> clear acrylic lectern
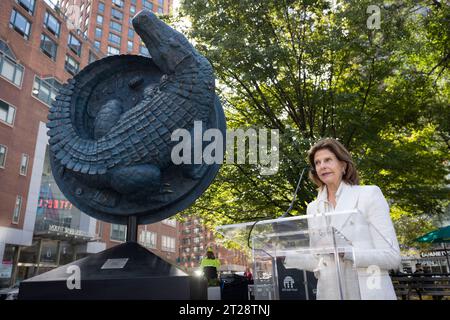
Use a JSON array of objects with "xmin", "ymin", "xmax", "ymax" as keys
[{"xmin": 217, "ymin": 210, "xmax": 395, "ymax": 300}]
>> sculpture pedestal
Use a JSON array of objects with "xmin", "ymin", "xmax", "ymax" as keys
[{"xmin": 18, "ymin": 242, "xmax": 207, "ymax": 300}]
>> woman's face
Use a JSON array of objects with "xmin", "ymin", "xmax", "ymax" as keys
[{"xmin": 313, "ymin": 149, "xmax": 347, "ymax": 188}]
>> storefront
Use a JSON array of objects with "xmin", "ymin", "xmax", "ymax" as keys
[
  {"xmin": 418, "ymin": 249, "xmax": 449, "ymax": 273},
  {"xmin": 0, "ymin": 148, "xmax": 102, "ymax": 288},
  {"xmin": 400, "ymin": 248, "xmax": 449, "ymax": 274}
]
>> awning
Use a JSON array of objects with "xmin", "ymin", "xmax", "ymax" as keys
[{"xmin": 415, "ymin": 225, "xmax": 450, "ymax": 243}]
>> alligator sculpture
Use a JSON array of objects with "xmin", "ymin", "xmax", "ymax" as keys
[{"xmin": 46, "ymin": 10, "xmax": 225, "ymax": 225}]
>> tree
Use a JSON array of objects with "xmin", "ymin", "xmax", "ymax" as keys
[{"xmin": 177, "ymin": 0, "xmax": 450, "ymax": 247}]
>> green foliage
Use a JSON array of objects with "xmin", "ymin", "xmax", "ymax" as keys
[{"xmin": 177, "ymin": 0, "xmax": 450, "ymax": 248}]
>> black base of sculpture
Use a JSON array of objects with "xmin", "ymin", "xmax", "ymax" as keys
[{"xmin": 18, "ymin": 242, "xmax": 207, "ymax": 300}]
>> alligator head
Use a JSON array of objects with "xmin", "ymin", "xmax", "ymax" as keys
[{"xmin": 132, "ymin": 10, "xmax": 196, "ymax": 74}]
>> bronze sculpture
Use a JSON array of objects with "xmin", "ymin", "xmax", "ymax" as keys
[
  {"xmin": 47, "ymin": 10, "xmax": 226, "ymax": 225},
  {"xmin": 19, "ymin": 10, "xmax": 222, "ymax": 300}
]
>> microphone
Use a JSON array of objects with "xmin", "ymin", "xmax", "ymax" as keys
[
  {"xmin": 246, "ymin": 165, "xmax": 311, "ymax": 249},
  {"xmin": 280, "ymin": 165, "xmax": 310, "ymax": 218}
]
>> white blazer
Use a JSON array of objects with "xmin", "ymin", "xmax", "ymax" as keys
[{"xmin": 285, "ymin": 182, "xmax": 401, "ymax": 300}]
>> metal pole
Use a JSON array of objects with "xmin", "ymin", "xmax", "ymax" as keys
[
  {"xmin": 443, "ymin": 243, "xmax": 450, "ymax": 273},
  {"xmin": 55, "ymin": 240, "xmax": 61, "ymax": 267},
  {"xmin": 127, "ymin": 215, "xmax": 138, "ymax": 242},
  {"xmin": 10, "ymin": 246, "xmax": 21, "ymax": 286},
  {"xmin": 272, "ymin": 256, "xmax": 279, "ymax": 300},
  {"xmin": 332, "ymin": 227, "xmax": 345, "ymax": 300},
  {"xmin": 303, "ymin": 269, "xmax": 310, "ymax": 300},
  {"xmin": 34, "ymin": 239, "xmax": 43, "ymax": 276}
]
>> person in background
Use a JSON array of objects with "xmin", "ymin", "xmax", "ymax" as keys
[
  {"xmin": 244, "ymin": 267, "xmax": 254, "ymax": 284},
  {"xmin": 413, "ymin": 262, "xmax": 425, "ymax": 299},
  {"xmin": 414, "ymin": 263, "xmax": 424, "ymax": 274},
  {"xmin": 200, "ymin": 248, "xmax": 221, "ymax": 286}
]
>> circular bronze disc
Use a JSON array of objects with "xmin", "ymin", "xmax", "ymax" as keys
[{"xmin": 50, "ymin": 55, "xmax": 225, "ymax": 225}]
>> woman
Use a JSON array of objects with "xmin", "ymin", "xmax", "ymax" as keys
[{"xmin": 285, "ymin": 138, "xmax": 401, "ymax": 300}]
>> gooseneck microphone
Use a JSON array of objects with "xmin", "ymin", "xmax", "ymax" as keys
[
  {"xmin": 246, "ymin": 165, "xmax": 311, "ymax": 249},
  {"xmin": 281, "ymin": 165, "xmax": 310, "ymax": 218}
]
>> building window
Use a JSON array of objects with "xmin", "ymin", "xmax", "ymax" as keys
[
  {"xmin": 32, "ymin": 76, "xmax": 62, "ymax": 107},
  {"xmin": 127, "ymin": 40, "xmax": 133, "ymax": 52},
  {"xmin": 139, "ymin": 45, "xmax": 150, "ymax": 57},
  {"xmin": 110, "ymin": 21, "xmax": 122, "ymax": 32},
  {"xmin": 94, "ymin": 40, "xmax": 100, "ymax": 49},
  {"xmin": 162, "ymin": 218, "xmax": 176, "ymax": 227},
  {"xmin": 143, "ymin": 0, "xmax": 153, "ymax": 11},
  {"xmin": 112, "ymin": 0, "xmax": 124, "ymax": 8},
  {"xmin": 68, "ymin": 33, "xmax": 82, "ymax": 56},
  {"xmin": 193, "ymin": 227, "xmax": 201, "ymax": 233},
  {"xmin": 98, "ymin": 2, "xmax": 104, "ymax": 13},
  {"xmin": 128, "ymin": 28, "xmax": 134, "ymax": 39},
  {"xmin": 10, "ymin": 9, "xmax": 32, "ymax": 40},
  {"xmin": 18, "ymin": 0, "xmax": 36, "ymax": 15},
  {"xmin": 97, "ymin": 222, "xmax": 103, "ymax": 238},
  {"xmin": 139, "ymin": 231, "xmax": 157, "ymax": 248},
  {"xmin": 0, "ymin": 50, "xmax": 24, "ymax": 87},
  {"xmin": 96, "ymin": 14, "xmax": 103, "ymax": 25},
  {"xmin": 64, "ymin": 55, "xmax": 79, "ymax": 75},
  {"xmin": 0, "ymin": 100, "xmax": 16, "ymax": 126},
  {"xmin": 158, "ymin": 0, "xmax": 165, "ymax": 6},
  {"xmin": 88, "ymin": 51, "xmax": 98, "ymax": 64},
  {"xmin": 0, "ymin": 145, "xmax": 7, "ymax": 168},
  {"xmin": 78, "ymin": 14, "xmax": 83, "ymax": 29},
  {"xmin": 40, "ymin": 33, "xmax": 58, "ymax": 60},
  {"xmin": 108, "ymin": 33, "xmax": 121, "ymax": 46},
  {"xmin": 110, "ymin": 224, "xmax": 127, "ymax": 241},
  {"xmin": 44, "ymin": 11, "xmax": 61, "ymax": 37},
  {"xmin": 162, "ymin": 236, "xmax": 175, "ymax": 252},
  {"xmin": 43, "ymin": 0, "xmax": 58, "ymax": 10},
  {"xmin": 111, "ymin": 8, "xmax": 123, "ymax": 21},
  {"xmin": 12, "ymin": 195, "xmax": 22, "ymax": 224},
  {"xmin": 107, "ymin": 46, "xmax": 120, "ymax": 56},
  {"xmin": 130, "ymin": 5, "xmax": 136, "ymax": 15},
  {"xmin": 193, "ymin": 237, "xmax": 200, "ymax": 244},
  {"xmin": 95, "ymin": 27, "xmax": 102, "ymax": 38},
  {"xmin": 19, "ymin": 153, "xmax": 29, "ymax": 176}
]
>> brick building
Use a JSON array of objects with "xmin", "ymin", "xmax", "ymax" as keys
[
  {"xmin": 0, "ymin": 0, "xmax": 175, "ymax": 288},
  {"xmin": 178, "ymin": 215, "xmax": 249, "ymax": 274}
]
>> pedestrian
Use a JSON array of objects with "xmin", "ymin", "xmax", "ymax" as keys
[{"xmin": 200, "ymin": 248, "xmax": 221, "ymax": 286}]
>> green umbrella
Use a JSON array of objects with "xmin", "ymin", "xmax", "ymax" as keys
[
  {"xmin": 415, "ymin": 225, "xmax": 450, "ymax": 271},
  {"xmin": 415, "ymin": 225, "xmax": 450, "ymax": 243}
]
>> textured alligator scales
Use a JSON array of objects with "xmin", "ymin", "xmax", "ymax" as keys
[{"xmin": 47, "ymin": 10, "xmax": 226, "ymax": 225}]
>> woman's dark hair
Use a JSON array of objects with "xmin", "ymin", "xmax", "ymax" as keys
[
  {"xmin": 206, "ymin": 251, "xmax": 215, "ymax": 259},
  {"xmin": 307, "ymin": 138, "xmax": 359, "ymax": 188}
]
